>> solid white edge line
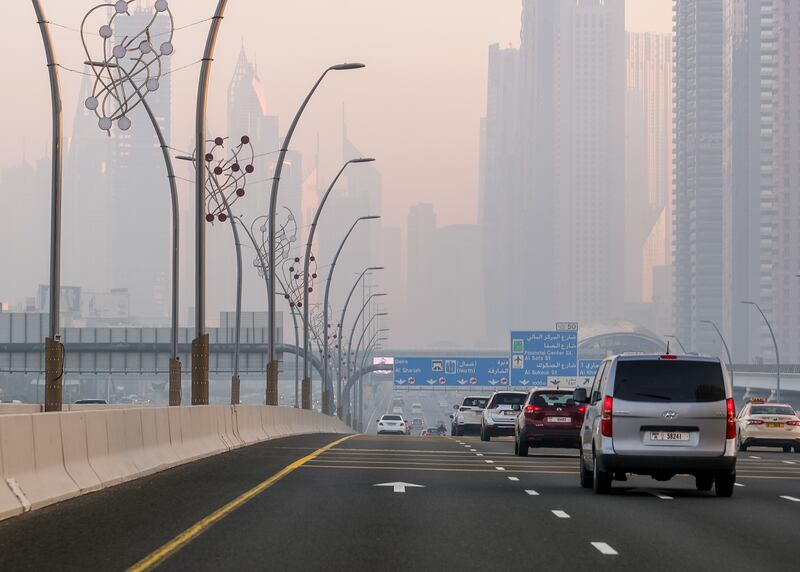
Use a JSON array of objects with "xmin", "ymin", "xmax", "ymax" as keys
[
  {"xmin": 551, "ymin": 510, "xmax": 570, "ymax": 518},
  {"xmin": 525, "ymin": 490, "xmax": 539, "ymax": 496},
  {"xmin": 591, "ymin": 542, "xmax": 618, "ymax": 555}
]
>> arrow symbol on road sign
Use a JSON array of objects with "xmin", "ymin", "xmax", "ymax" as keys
[
  {"xmin": 520, "ymin": 379, "xmax": 531, "ymax": 386},
  {"xmin": 395, "ymin": 378, "xmax": 406, "ymax": 384},
  {"xmin": 374, "ymin": 482, "xmax": 425, "ymax": 494},
  {"xmin": 457, "ymin": 379, "xmax": 467, "ymax": 385},
  {"xmin": 489, "ymin": 379, "xmax": 499, "ymax": 385},
  {"xmin": 426, "ymin": 378, "xmax": 437, "ymax": 385}
]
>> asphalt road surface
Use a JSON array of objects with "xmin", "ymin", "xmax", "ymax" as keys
[{"xmin": 0, "ymin": 432, "xmax": 798, "ymax": 571}]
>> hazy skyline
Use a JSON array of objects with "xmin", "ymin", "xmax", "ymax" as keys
[{"xmin": 2, "ymin": 0, "xmax": 671, "ymax": 225}]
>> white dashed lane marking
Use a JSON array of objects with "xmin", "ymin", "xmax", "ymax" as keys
[
  {"xmin": 485, "ymin": 460, "xmax": 494, "ymax": 464},
  {"xmin": 652, "ymin": 493, "xmax": 673, "ymax": 500},
  {"xmin": 508, "ymin": 477, "xmax": 519, "ymax": 481},
  {"xmin": 780, "ymin": 495, "xmax": 800, "ymax": 502},
  {"xmin": 735, "ymin": 483, "xmax": 745, "ymax": 487},
  {"xmin": 551, "ymin": 510, "xmax": 570, "ymax": 519},
  {"xmin": 525, "ymin": 490, "xmax": 539, "ymax": 496},
  {"xmin": 475, "ymin": 453, "xmax": 484, "ymax": 457},
  {"xmin": 591, "ymin": 542, "xmax": 618, "ymax": 555},
  {"xmin": 496, "ymin": 467, "xmax": 506, "ymax": 471}
]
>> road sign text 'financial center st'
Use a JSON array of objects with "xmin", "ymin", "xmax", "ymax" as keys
[{"xmin": 510, "ymin": 331, "xmax": 578, "ymax": 387}]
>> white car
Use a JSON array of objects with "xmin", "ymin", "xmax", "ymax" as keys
[
  {"xmin": 392, "ymin": 406, "xmax": 403, "ymax": 414},
  {"xmin": 411, "ymin": 402, "xmax": 423, "ymax": 414},
  {"xmin": 377, "ymin": 414, "xmax": 407, "ymax": 435},
  {"xmin": 450, "ymin": 396, "xmax": 488, "ymax": 436},
  {"xmin": 737, "ymin": 400, "xmax": 800, "ymax": 452},
  {"xmin": 480, "ymin": 391, "xmax": 528, "ymax": 441}
]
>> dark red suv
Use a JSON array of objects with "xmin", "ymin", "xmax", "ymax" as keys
[{"xmin": 514, "ymin": 389, "xmax": 587, "ymax": 455}]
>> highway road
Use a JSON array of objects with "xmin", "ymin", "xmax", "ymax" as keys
[{"xmin": 1, "ymin": 396, "xmax": 799, "ymax": 572}]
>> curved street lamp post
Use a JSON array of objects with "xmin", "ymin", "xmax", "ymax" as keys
[
  {"xmin": 742, "ymin": 301, "xmax": 781, "ymax": 401},
  {"xmin": 322, "ymin": 215, "xmax": 380, "ymax": 414},
  {"xmin": 301, "ymin": 159, "xmax": 375, "ymax": 410},
  {"xmin": 343, "ymin": 293, "xmax": 386, "ymax": 421},
  {"xmin": 700, "ymin": 320, "xmax": 733, "ymax": 384},
  {"xmin": 267, "ymin": 63, "xmax": 365, "ymax": 406},
  {"xmin": 336, "ymin": 267, "xmax": 383, "ymax": 417}
]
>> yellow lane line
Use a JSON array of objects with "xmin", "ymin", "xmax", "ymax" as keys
[
  {"xmin": 127, "ymin": 434, "xmax": 357, "ymax": 572},
  {"xmin": 302, "ymin": 464, "xmax": 577, "ymax": 475},
  {"xmin": 313, "ymin": 457, "xmax": 576, "ymax": 468}
]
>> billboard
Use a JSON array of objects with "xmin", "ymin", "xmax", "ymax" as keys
[
  {"xmin": 510, "ymin": 331, "xmax": 578, "ymax": 387},
  {"xmin": 393, "ymin": 357, "xmax": 509, "ymax": 387}
]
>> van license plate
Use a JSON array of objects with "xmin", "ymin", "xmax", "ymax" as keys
[{"xmin": 650, "ymin": 431, "xmax": 689, "ymax": 441}]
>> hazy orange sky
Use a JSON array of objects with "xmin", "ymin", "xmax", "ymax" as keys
[{"xmin": 1, "ymin": 0, "xmax": 672, "ymax": 231}]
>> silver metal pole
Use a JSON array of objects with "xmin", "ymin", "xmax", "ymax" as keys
[
  {"xmin": 344, "ymin": 293, "xmax": 385, "ymax": 419},
  {"xmin": 743, "ymin": 301, "xmax": 781, "ymax": 401},
  {"xmin": 302, "ymin": 159, "xmax": 373, "ymax": 410},
  {"xmin": 33, "ymin": 0, "xmax": 64, "ymax": 412},
  {"xmin": 267, "ymin": 63, "xmax": 364, "ymax": 406},
  {"xmin": 337, "ymin": 269, "xmax": 382, "ymax": 417},
  {"xmin": 193, "ymin": 0, "xmax": 228, "ymax": 405},
  {"xmin": 139, "ymin": 95, "xmax": 180, "ymax": 405},
  {"xmin": 322, "ymin": 216, "xmax": 379, "ymax": 414},
  {"xmin": 226, "ymin": 206, "xmax": 243, "ymax": 404},
  {"xmin": 700, "ymin": 320, "xmax": 733, "ymax": 385}
]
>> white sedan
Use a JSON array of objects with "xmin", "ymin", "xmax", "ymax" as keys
[
  {"xmin": 377, "ymin": 414, "xmax": 407, "ymax": 435},
  {"xmin": 737, "ymin": 401, "xmax": 800, "ymax": 452}
]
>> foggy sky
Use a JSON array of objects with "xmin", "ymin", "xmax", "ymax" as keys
[{"xmin": 0, "ymin": 0, "xmax": 672, "ymax": 318}]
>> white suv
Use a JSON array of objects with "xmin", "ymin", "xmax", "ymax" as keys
[
  {"xmin": 480, "ymin": 391, "xmax": 528, "ymax": 441},
  {"xmin": 450, "ymin": 395, "xmax": 488, "ymax": 436},
  {"xmin": 377, "ymin": 414, "xmax": 407, "ymax": 435}
]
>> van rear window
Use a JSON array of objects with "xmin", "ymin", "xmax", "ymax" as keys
[{"xmin": 613, "ymin": 361, "xmax": 725, "ymax": 403}]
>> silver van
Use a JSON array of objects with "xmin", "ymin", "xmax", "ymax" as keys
[{"xmin": 573, "ymin": 353, "xmax": 737, "ymax": 497}]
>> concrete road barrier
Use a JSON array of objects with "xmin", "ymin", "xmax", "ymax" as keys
[
  {"xmin": 0, "ymin": 405, "xmax": 350, "ymax": 523},
  {"xmin": 60, "ymin": 412, "xmax": 102, "ymax": 493}
]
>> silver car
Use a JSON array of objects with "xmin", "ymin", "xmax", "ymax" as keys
[
  {"xmin": 574, "ymin": 354, "xmax": 737, "ymax": 497},
  {"xmin": 480, "ymin": 391, "xmax": 528, "ymax": 441}
]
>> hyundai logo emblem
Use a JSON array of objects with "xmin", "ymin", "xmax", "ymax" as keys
[{"xmin": 663, "ymin": 410, "xmax": 678, "ymax": 420}]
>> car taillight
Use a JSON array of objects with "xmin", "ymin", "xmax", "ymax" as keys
[
  {"xmin": 747, "ymin": 419, "xmax": 764, "ymax": 425},
  {"xmin": 577, "ymin": 406, "xmax": 587, "ymax": 414},
  {"xmin": 786, "ymin": 420, "xmax": 800, "ymax": 427},
  {"xmin": 726, "ymin": 398, "xmax": 736, "ymax": 439},
  {"xmin": 524, "ymin": 405, "xmax": 542, "ymax": 412},
  {"xmin": 601, "ymin": 396, "xmax": 613, "ymax": 437}
]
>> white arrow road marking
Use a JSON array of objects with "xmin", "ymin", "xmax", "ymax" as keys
[
  {"xmin": 374, "ymin": 482, "xmax": 425, "ymax": 494},
  {"xmin": 525, "ymin": 489, "xmax": 539, "ymax": 496},
  {"xmin": 780, "ymin": 495, "xmax": 800, "ymax": 502},
  {"xmin": 591, "ymin": 542, "xmax": 618, "ymax": 555},
  {"xmin": 551, "ymin": 510, "xmax": 570, "ymax": 518}
]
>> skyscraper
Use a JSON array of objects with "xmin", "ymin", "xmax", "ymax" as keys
[
  {"xmin": 723, "ymin": 0, "xmax": 800, "ymax": 363},
  {"xmin": 673, "ymin": 0, "xmax": 726, "ymax": 355}
]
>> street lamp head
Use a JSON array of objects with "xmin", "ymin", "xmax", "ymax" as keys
[
  {"xmin": 741, "ymin": 300, "xmax": 755, "ymax": 305},
  {"xmin": 374, "ymin": 293, "xmax": 387, "ymax": 297},
  {"xmin": 350, "ymin": 157, "xmax": 376, "ymax": 164},
  {"xmin": 360, "ymin": 215, "xmax": 381, "ymax": 221},
  {"xmin": 175, "ymin": 155, "xmax": 194, "ymax": 162},
  {"xmin": 376, "ymin": 312, "xmax": 388, "ymax": 317},
  {"xmin": 331, "ymin": 62, "xmax": 366, "ymax": 71},
  {"xmin": 368, "ymin": 266, "xmax": 384, "ymax": 271}
]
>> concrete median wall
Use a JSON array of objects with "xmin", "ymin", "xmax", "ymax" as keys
[{"xmin": 0, "ymin": 406, "xmax": 351, "ymax": 522}]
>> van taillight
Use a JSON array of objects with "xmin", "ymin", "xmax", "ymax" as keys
[
  {"xmin": 601, "ymin": 396, "xmax": 613, "ymax": 437},
  {"xmin": 726, "ymin": 398, "xmax": 736, "ymax": 439}
]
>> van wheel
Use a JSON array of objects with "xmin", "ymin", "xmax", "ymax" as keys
[
  {"xmin": 715, "ymin": 472, "xmax": 735, "ymax": 497},
  {"xmin": 580, "ymin": 454, "xmax": 592, "ymax": 488},
  {"xmin": 592, "ymin": 453, "xmax": 612, "ymax": 494},
  {"xmin": 695, "ymin": 475, "xmax": 713, "ymax": 492}
]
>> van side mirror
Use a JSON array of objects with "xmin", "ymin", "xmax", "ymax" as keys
[{"xmin": 573, "ymin": 388, "xmax": 588, "ymax": 404}]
